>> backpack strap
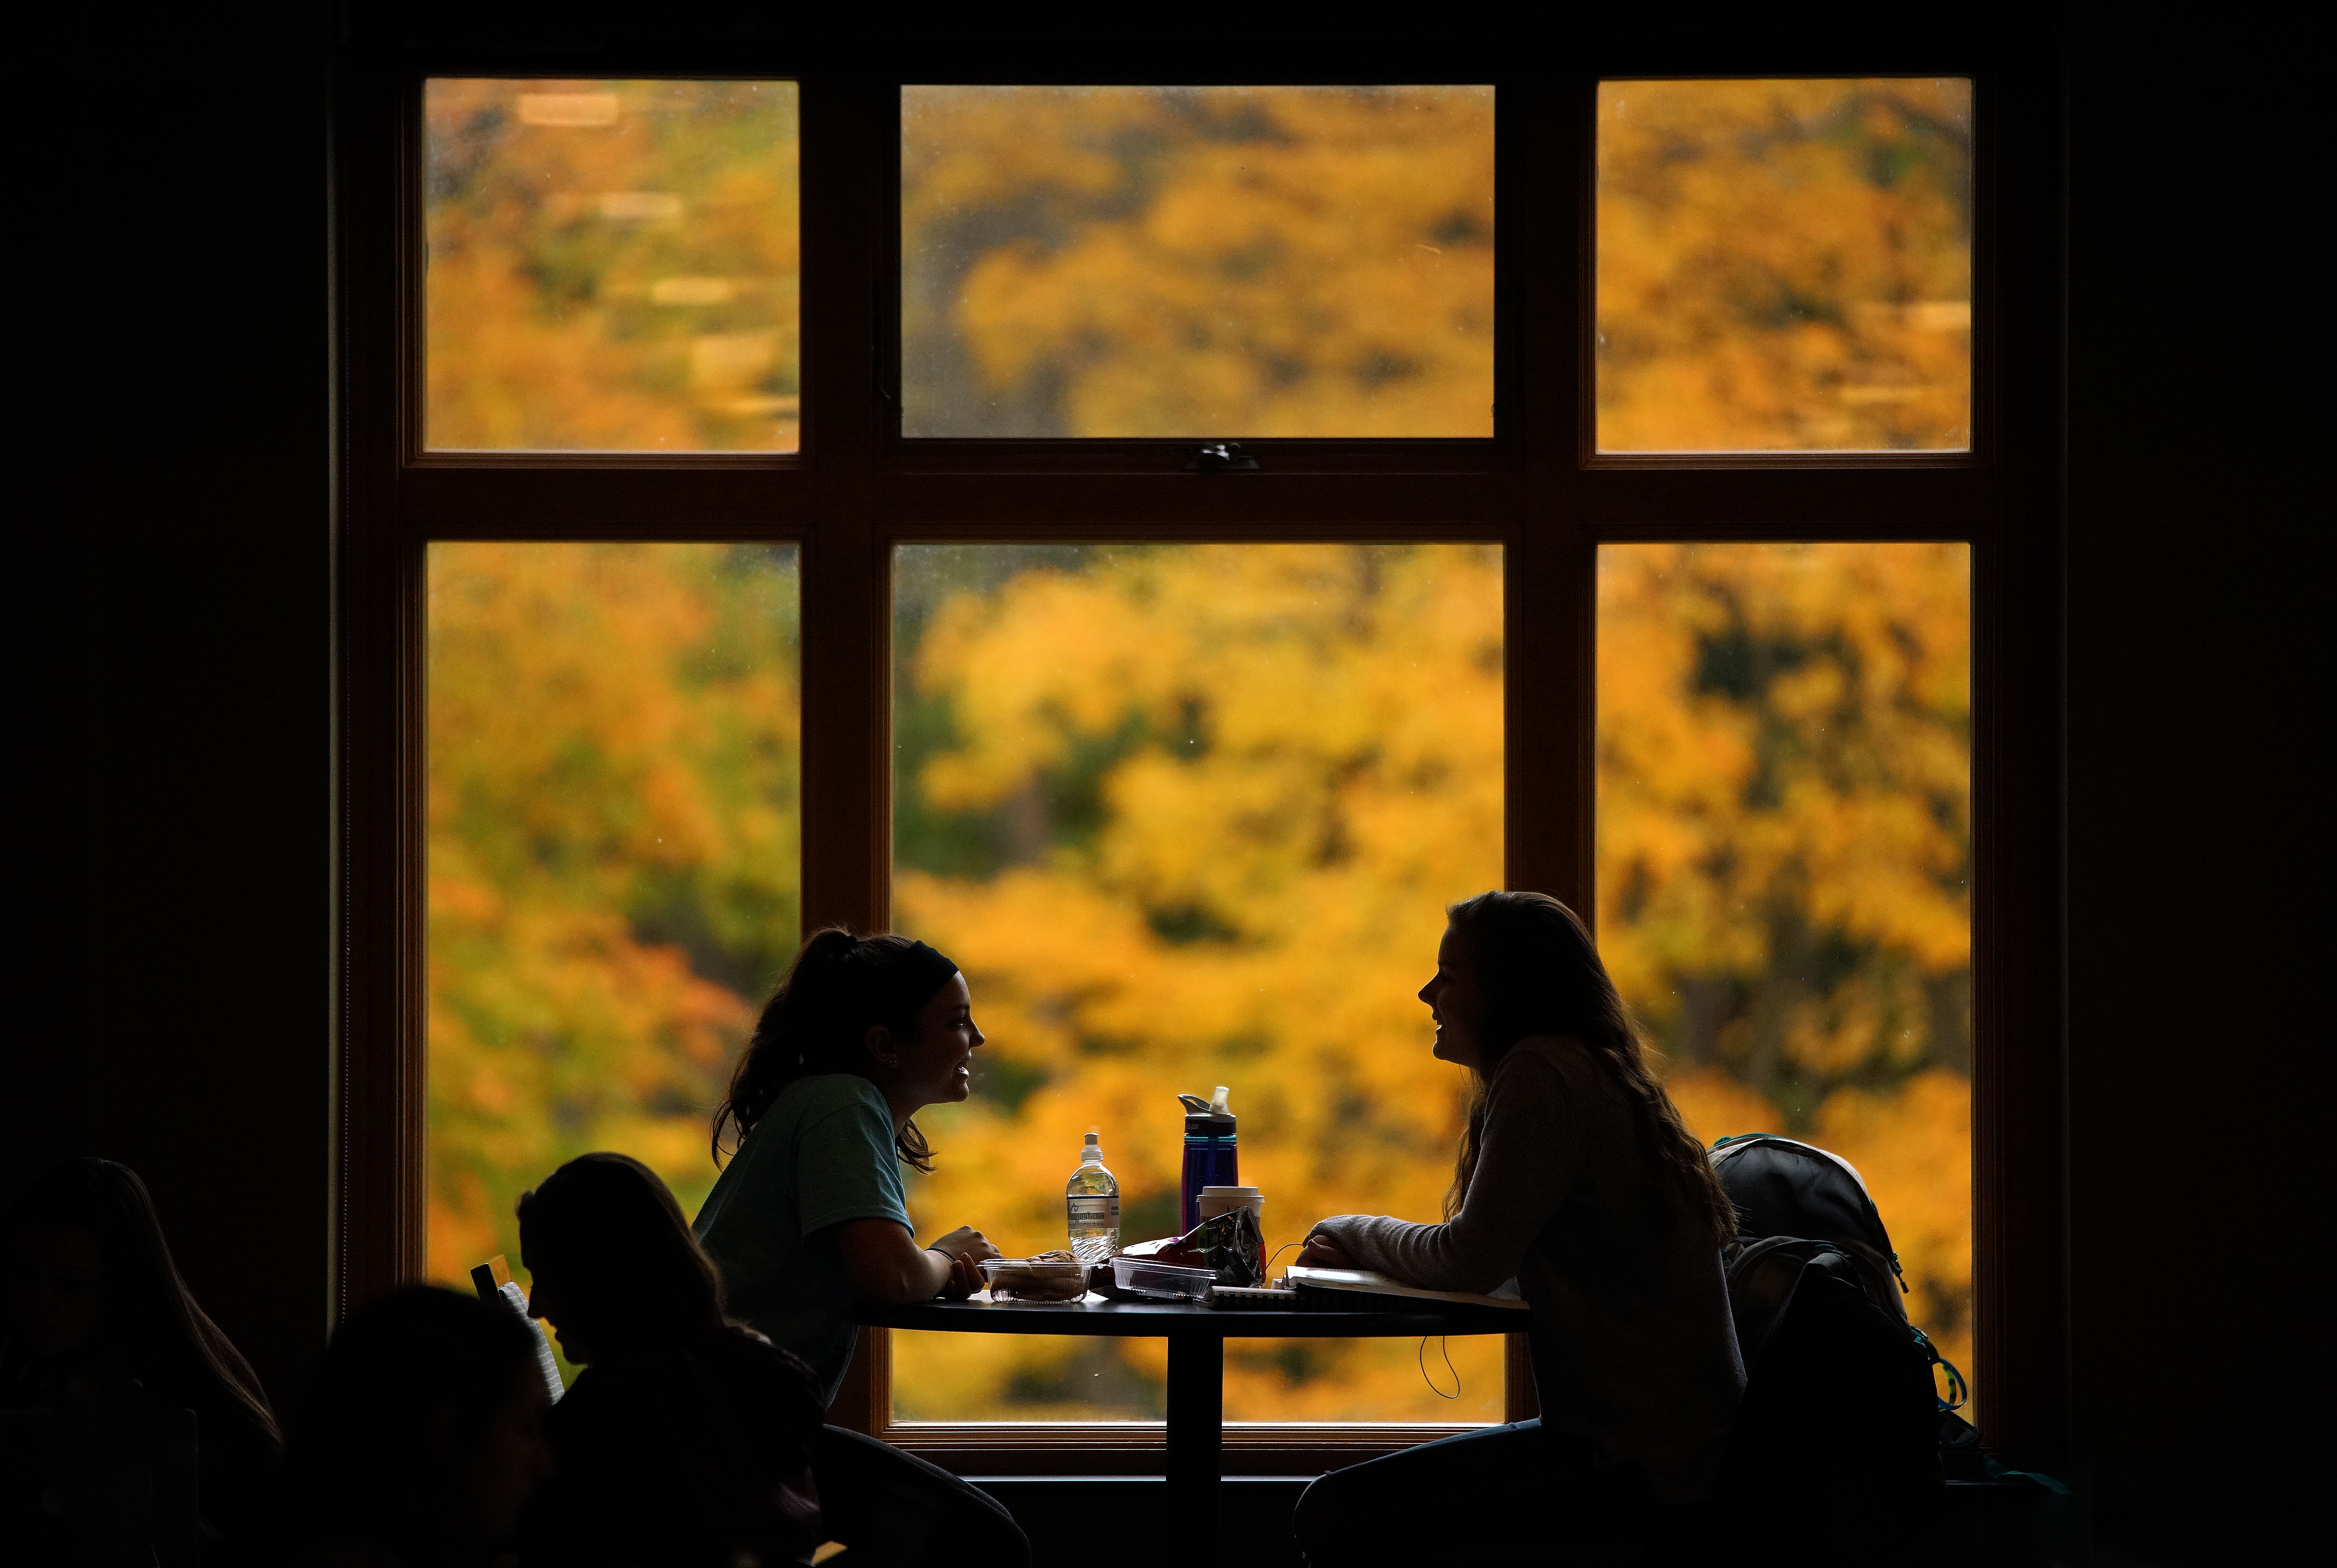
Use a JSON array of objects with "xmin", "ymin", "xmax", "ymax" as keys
[{"xmin": 1910, "ymin": 1325, "xmax": 1968, "ymax": 1410}]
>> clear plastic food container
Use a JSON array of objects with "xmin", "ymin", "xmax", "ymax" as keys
[
  {"xmin": 980, "ymin": 1257, "xmax": 1091, "ymax": 1301},
  {"xmin": 1110, "ymin": 1255, "xmax": 1216, "ymax": 1301}
]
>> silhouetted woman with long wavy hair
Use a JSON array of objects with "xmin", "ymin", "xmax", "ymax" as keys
[
  {"xmin": 1294, "ymin": 892, "xmax": 1743, "ymax": 1566},
  {"xmin": 514, "ymin": 1152, "xmax": 823, "ymax": 1568}
]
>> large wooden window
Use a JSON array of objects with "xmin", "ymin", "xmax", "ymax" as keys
[{"xmin": 342, "ymin": 39, "xmax": 2067, "ymax": 1475}]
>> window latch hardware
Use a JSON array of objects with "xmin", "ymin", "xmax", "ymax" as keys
[{"xmin": 1185, "ymin": 442, "xmax": 1260, "ymax": 473}]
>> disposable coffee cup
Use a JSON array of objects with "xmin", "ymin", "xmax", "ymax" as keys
[{"xmin": 1198, "ymin": 1184, "xmax": 1263, "ymax": 1221}]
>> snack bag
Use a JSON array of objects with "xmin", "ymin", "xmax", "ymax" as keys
[{"xmin": 1119, "ymin": 1208, "xmax": 1266, "ymax": 1286}]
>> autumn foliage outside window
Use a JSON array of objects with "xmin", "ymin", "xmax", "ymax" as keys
[
  {"xmin": 889, "ymin": 544, "xmax": 1508, "ymax": 1422},
  {"xmin": 1596, "ymin": 79, "xmax": 1973, "ymax": 451},
  {"xmin": 900, "ymin": 86, "xmax": 1495, "ymax": 438},
  {"xmin": 418, "ymin": 78, "xmax": 1976, "ymax": 1426},
  {"xmin": 424, "ymin": 80, "xmax": 802, "ymax": 451},
  {"xmin": 1598, "ymin": 542, "xmax": 1974, "ymax": 1394}
]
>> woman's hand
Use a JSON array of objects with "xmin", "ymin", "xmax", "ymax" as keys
[
  {"xmin": 1296, "ymin": 1231, "xmax": 1354, "ymax": 1269},
  {"xmin": 927, "ymin": 1226, "xmax": 1001, "ymax": 1300}
]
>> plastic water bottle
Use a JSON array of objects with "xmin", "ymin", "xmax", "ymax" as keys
[{"xmin": 1067, "ymin": 1133, "xmax": 1121, "ymax": 1265}]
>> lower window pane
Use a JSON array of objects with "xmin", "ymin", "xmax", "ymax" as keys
[
  {"xmin": 424, "ymin": 542, "xmax": 802, "ymax": 1333},
  {"xmin": 1596, "ymin": 542, "xmax": 1973, "ymax": 1407},
  {"xmin": 891, "ymin": 543, "xmax": 1505, "ymax": 1425}
]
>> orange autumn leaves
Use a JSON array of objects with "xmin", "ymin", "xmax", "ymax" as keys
[{"xmin": 426, "ymin": 544, "xmax": 800, "ymax": 1280}]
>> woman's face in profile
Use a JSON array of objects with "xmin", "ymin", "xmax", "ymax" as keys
[
  {"xmin": 879, "ymin": 972, "xmax": 985, "ymax": 1110},
  {"xmin": 4, "ymin": 1222, "xmax": 108, "ymax": 1359},
  {"xmin": 1420, "ymin": 925, "xmax": 1488, "ymax": 1069}
]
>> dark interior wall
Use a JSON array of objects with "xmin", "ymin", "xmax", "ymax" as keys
[
  {"xmin": 12, "ymin": 13, "xmax": 2283, "ymax": 1561},
  {"xmin": 2063, "ymin": 31, "xmax": 2296, "ymax": 1563},
  {"xmin": 10, "ymin": 13, "xmax": 339, "ymax": 1418}
]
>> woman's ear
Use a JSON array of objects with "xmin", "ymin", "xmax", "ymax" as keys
[{"xmin": 863, "ymin": 1024, "xmax": 901, "ymax": 1069}]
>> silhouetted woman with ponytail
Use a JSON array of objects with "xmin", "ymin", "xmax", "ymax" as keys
[
  {"xmin": 1293, "ymin": 892, "xmax": 1743, "ymax": 1566},
  {"xmin": 694, "ymin": 927, "xmax": 1028, "ymax": 1566}
]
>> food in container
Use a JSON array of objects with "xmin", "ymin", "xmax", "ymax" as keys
[
  {"xmin": 980, "ymin": 1252, "xmax": 1090, "ymax": 1302},
  {"xmin": 1110, "ymin": 1254, "xmax": 1217, "ymax": 1302}
]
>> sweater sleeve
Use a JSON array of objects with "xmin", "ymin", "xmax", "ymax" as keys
[{"xmin": 1311, "ymin": 1048, "xmax": 1583, "ymax": 1294}]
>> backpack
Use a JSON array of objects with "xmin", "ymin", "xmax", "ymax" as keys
[{"xmin": 1709, "ymin": 1134, "xmax": 1959, "ymax": 1543}]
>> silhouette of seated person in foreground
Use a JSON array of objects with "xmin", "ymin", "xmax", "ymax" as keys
[
  {"xmin": 274, "ymin": 1286, "xmax": 551, "ymax": 1568},
  {"xmin": 514, "ymin": 1151, "xmax": 825, "ymax": 1568},
  {"xmin": 2, "ymin": 1157, "xmax": 282, "ymax": 1563}
]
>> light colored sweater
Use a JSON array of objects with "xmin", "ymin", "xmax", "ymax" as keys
[{"xmin": 1314, "ymin": 1035, "xmax": 1744, "ymax": 1502}]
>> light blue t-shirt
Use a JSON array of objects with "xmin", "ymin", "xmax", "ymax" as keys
[{"xmin": 692, "ymin": 1073, "xmax": 913, "ymax": 1407}]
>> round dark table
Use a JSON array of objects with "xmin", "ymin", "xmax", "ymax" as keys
[{"xmin": 855, "ymin": 1291, "xmax": 1524, "ymax": 1533}]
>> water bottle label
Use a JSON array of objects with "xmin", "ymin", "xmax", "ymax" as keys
[{"xmin": 1068, "ymin": 1196, "xmax": 1118, "ymax": 1226}]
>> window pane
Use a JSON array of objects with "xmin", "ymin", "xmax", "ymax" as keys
[
  {"xmin": 425, "ymin": 80, "xmax": 800, "ymax": 451},
  {"xmin": 1596, "ymin": 542, "xmax": 1973, "ymax": 1407},
  {"xmin": 425, "ymin": 543, "xmax": 802, "ymax": 1345},
  {"xmin": 1595, "ymin": 80, "xmax": 1973, "ymax": 452},
  {"xmin": 890, "ymin": 544, "xmax": 1504, "ymax": 1423},
  {"xmin": 901, "ymin": 87, "xmax": 1495, "ymax": 438}
]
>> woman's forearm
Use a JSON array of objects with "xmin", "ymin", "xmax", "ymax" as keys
[{"xmin": 837, "ymin": 1219, "xmax": 955, "ymax": 1303}]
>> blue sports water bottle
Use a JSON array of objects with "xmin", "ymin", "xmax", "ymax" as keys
[{"xmin": 1177, "ymin": 1086, "xmax": 1238, "ymax": 1233}]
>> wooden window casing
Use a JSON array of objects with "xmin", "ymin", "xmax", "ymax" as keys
[{"xmin": 337, "ymin": 35, "xmax": 2069, "ymax": 1477}]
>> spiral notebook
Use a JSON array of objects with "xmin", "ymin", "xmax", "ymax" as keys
[{"xmin": 1283, "ymin": 1265, "xmax": 1529, "ymax": 1311}]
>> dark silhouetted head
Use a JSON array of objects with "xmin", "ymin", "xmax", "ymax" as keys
[
  {"xmin": 280, "ymin": 1285, "xmax": 550, "ymax": 1560},
  {"xmin": 517, "ymin": 1152, "xmax": 726, "ymax": 1364},
  {"xmin": 1, "ymin": 1156, "xmax": 279, "ymax": 1446}
]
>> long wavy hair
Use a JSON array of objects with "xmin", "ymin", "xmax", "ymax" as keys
[
  {"xmin": 1443, "ymin": 892, "xmax": 1736, "ymax": 1244},
  {"xmin": 711, "ymin": 928, "xmax": 952, "ymax": 1172},
  {"xmin": 2, "ymin": 1157, "xmax": 281, "ymax": 1447},
  {"xmin": 518, "ymin": 1153, "xmax": 729, "ymax": 1354}
]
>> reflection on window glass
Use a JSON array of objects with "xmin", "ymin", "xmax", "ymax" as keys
[
  {"xmin": 901, "ymin": 87, "xmax": 1495, "ymax": 438},
  {"xmin": 1596, "ymin": 541, "xmax": 1973, "ymax": 1405},
  {"xmin": 1596, "ymin": 80, "xmax": 1973, "ymax": 452},
  {"xmin": 426, "ymin": 543, "xmax": 801, "ymax": 1350},
  {"xmin": 425, "ymin": 80, "xmax": 800, "ymax": 451},
  {"xmin": 889, "ymin": 544, "xmax": 1504, "ymax": 1422}
]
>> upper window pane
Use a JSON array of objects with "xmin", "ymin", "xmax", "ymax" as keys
[
  {"xmin": 1595, "ymin": 80, "xmax": 1973, "ymax": 453},
  {"xmin": 424, "ymin": 80, "xmax": 800, "ymax": 452},
  {"xmin": 900, "ymin": 87, "xmax": 1495, "ymax": 438}
]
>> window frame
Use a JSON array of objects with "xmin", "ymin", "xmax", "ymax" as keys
[{"xmin": 336, "ymin": 35, "xmax": 2068, "ymax": 1477}]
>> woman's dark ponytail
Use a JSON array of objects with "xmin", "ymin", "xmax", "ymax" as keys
[{"xmin": 711, "ymin": 927, "xmax": 949, "ymax": 1172}]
